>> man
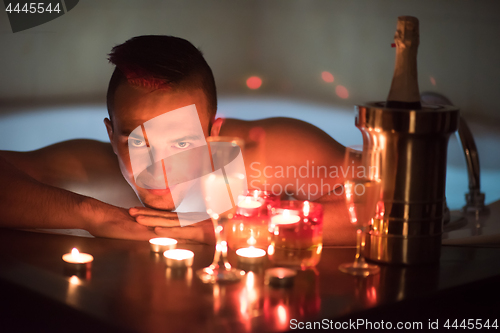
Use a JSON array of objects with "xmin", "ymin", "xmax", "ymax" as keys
[{"xmin": 0, "ymin": 35, "xmax": 355, "ymax": 245}]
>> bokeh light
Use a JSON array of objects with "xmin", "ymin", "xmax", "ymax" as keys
[
  {"xmin": 246, "ymin": 76, "xmax": 262, "ymax": 90},
  {"xmin": 277, "ymin": 305, "xmax": 287, "ymax": 326},
  {"xmin": 321, "ymin": 71, "xmax": 334, "ymax": 83},
  {"xmin": 335, "ymin": 85, "xmax": 349, "ymax": 99}
]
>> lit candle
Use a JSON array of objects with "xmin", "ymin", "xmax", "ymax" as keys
[
  {"xmin": 236, "ymin": 247, "xmax": 267, "ymax": 265},
  {"xmin": 303, "ymin": 201, "xmax": 310, "ymax": 216},
  {"xmin": 265, "ymin": 267, "xmax": 297, "ymax": 288},
  {"xmin": 237, "ymin": 196, "xmax": 263, "ymax": 217},
  {"xmin": 149, "ymin": 237, "xmax": 177, "ymax": 253},
  {"xmin": 164, "ymin": 249, "xmax": 194, "ymax": 268},
  {"xmin": 238, "ymin": 196, "xmax": 263, "ymax": 209},
  {"xmin": 271, "ymin": 209, "xmax": 301, "ymax": 225},
  {"xmin": 62, "ymin": 248, "xmax": 93, "ymax": 273}
]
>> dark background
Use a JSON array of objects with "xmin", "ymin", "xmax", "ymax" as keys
[{"xmin": 0, "ymin": 0, "xmax": 499, "ymax": 122}]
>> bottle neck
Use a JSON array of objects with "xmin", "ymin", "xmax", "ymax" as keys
[{"xmin": 386, "ymin": 16, "xmax": 421, "ymax": 109}]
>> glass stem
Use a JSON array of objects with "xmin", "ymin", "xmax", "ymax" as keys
[
  {"xmin": 210, "ymin": 218, "xmax": 231, "ymax": 270},
  {"xmin": 354, "ymin": 226, "xmax": 366, "ymax": 267}
]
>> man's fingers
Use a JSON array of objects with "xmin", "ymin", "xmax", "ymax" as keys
[
  {"xmin": 129, "ymin": 207, "xmax": 209, "ymax": 220},
  {"xmin": 177, "ymin": 212, "xmax": 210, "ymax": 222},
  {"xmin": 154, "ymin": 220, "xmax": 215, "ymax": 245},
  {"xmin": 87, "ymin": 219, "xmax": 158, "ymax": 241},
  {"xmin": 124, "ymin": 223, "xmax": 159, "ymax": 240},
  {"xmin": 136, "ymin": 215, "xmax": 181, "ymax": 227},
  {"xmin": 154, "ymin": 226, "xmax": 203, "ymax": 244},
  {"xmin": 129, "ymin": 207, "xmax": 178, "ymax": 218}
]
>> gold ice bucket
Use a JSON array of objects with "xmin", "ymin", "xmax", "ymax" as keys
[{"xmin": 356, "ymin": 102, "xmax": 459, "ymax": 265}]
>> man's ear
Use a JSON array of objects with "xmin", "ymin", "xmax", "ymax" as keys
[
  {"xmin": 210, "ymin": 117, "xmax": 224, "ymax": 137},
  {"xmin": 104, "ymin": 118, "xmax": 118, "ymax": 154}
]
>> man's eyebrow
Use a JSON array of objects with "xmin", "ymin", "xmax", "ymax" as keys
[
  {"xmin": 169, "ymin": 135, "xmax": 204, "ymax": 143},
  {"xmin": 119, "ymin": 129, "xmax": 139, "ymax": 137},
  {"xmin": 121, "ymin": 133, "xmax": 203, "ymax": 142},
  {"xmin": 127, "ymin": 132, "xmax": 143, "ymax": 138}
]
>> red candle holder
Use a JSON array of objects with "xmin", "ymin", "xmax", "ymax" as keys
[
  {"xmin": 268, "ymin": 201, "xmax": 323, "ymax": 269},
  {"xmin": 227, "ymin": 190, "xmax": 280, "ymax": 252}
]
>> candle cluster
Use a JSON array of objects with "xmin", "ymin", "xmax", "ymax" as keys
[
  {"xmin": 62, "ymin": 194, "xmax": 322, "ymax": 285},
  {"xmin": 228, "ymin": 191, "xmax": 324, "ymax": 270},
  {"xmin": 268, "ymin": 200, "xmax": 324, "ymax": 269}
]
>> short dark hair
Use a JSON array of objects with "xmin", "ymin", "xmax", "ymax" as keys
[{"xmin": 106, "ymin": 35, "xmax": 217, "ymax": 126}]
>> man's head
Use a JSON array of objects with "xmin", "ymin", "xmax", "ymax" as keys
[{"xmin": 104, "ymin": 35, "xmax": 218, "ymax": 211}]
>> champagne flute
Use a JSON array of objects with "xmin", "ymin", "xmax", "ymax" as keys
[
  {"xmin": 339, "ymin": 145, "xmax": 381, "ymax": 276},
  {"xmin": 197, "ymin": 136, "xmax": 248, "ymax": 283}
]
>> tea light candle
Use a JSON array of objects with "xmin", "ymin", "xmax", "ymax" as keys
[
  {"xmin": 265, "ymin": 267, "xmax": 297, "ymax": 288},
  {"xmin": 149, "ymin": 237, "xmax": 177, "ymax": 253},
  {"xmin": 236, "ymin": 247, "xmax": 267, "ymax": 264},
  {"xmin": 62, "ymin": 248, "xmax": 93, "ymax": 272},
  {"xmin": 164, "ymin": 249, "xmax": 194, "ymax": 268},
  {"xmin": 238, "ymin": 197, "xmax": 262, "ymax": 209},
  {"xmin": 271, "ymin": 209, "xmax": 301, "ymax": 225},
  {"xmin": 237, "ymin": 196, "xmax": 263, "ymax": 216}
]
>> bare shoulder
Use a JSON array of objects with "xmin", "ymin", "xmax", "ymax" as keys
[
  {"xmin": 0, "ymin": 139, "xmax": 118, "ymax": 185},
  {"xmin": 221, "ymin": 117, "xmax": 346, "ymax": 200},
  {"xmin": 222, "ymin": 117, "xmax": 344, "ymax": 164},
  {"xmin": 223, "ymin": 117, "xmax": 338, "ymax": 143}
]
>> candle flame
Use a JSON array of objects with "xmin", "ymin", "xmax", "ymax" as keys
[
  {"xmin": 71, "ymin": 248, "xmax": 79, "ymax": 256},
  {"xmin": 246, "ymin": 271, "xmax": 255, "ymax": 289},
  {"xmin": 69, "ymin": 275, "xmax": 80, "ymax": 285},
  {"xmin": 277, "ymin": 305, "xmax": 288, "ymax": 325},
  {"xmin": 247, "ymin": 236, "xmax": 257, "ymax": 246},
  {"xmin": 283, "ymin": 209, "xmax": 290, "ymax": 218},
  {"xmin": 303, "ymin": 201, "xmax": 310, "ymax": 217}
]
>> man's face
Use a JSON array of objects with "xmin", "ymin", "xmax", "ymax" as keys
[{"xmin": 106, "ymin": 83, "xmax": 212, "ymax": 211}]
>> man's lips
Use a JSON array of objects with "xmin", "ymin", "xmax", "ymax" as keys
[
  {"xmin": 142, "ymin": 184, "xmax": 177, "ymax": 196},
  {"xmin": 146, "ymin": 187, "xmax": 174, "ymax": 196}
]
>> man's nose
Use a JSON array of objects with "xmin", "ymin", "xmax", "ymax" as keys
[
  {"xmin": 150, "ymin": 145, "xmax": 174, "ymax": 164},
  {"xmin": 146, "ymin": 161, "xmax": 166, "ymax": 182},
  {"xmin": 148, "ymin": 147, "xmax": 174, "ymax": 180}
]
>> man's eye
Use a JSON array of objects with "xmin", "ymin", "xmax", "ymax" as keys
[
  {"xmin": 174, "ymin": 142, "xmax": 191, "ymax": 149},
  {"xmin": 130, "ymin": 139, "xmax": 146, "ymax": 147}
]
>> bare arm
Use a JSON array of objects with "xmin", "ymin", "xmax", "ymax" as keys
[
  {"xmin": 0, "ymin": 154, "xmax": 89, "ymax": 230},
  {"xmin": 0, "ymin": 141, "xmax": 156, "ymax": 240}
]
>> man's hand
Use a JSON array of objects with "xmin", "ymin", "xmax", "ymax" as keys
[
  {"xmin": 129, "ymin": 207, "xmax": 215, "ymax": 245},
  {"xmin": 129, "ymin": 207, "xmax": 181, "ymax": 227},
  {"xmin": 83, "ymin": 202, "xmax": 157, "ymax": 241},
  {"xmin": 154, "ymin": 221, "xmax": 215, "ymax": 245}
]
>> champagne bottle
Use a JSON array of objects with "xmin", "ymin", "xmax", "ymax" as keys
[{"xmin": 386, "ymin": 16, "xmax": 422, "ymax": 109}]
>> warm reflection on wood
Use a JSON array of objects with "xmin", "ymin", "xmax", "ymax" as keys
[{"xmin": 0, "ymin": 229, "xmax": 500, "ymax": 332}]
